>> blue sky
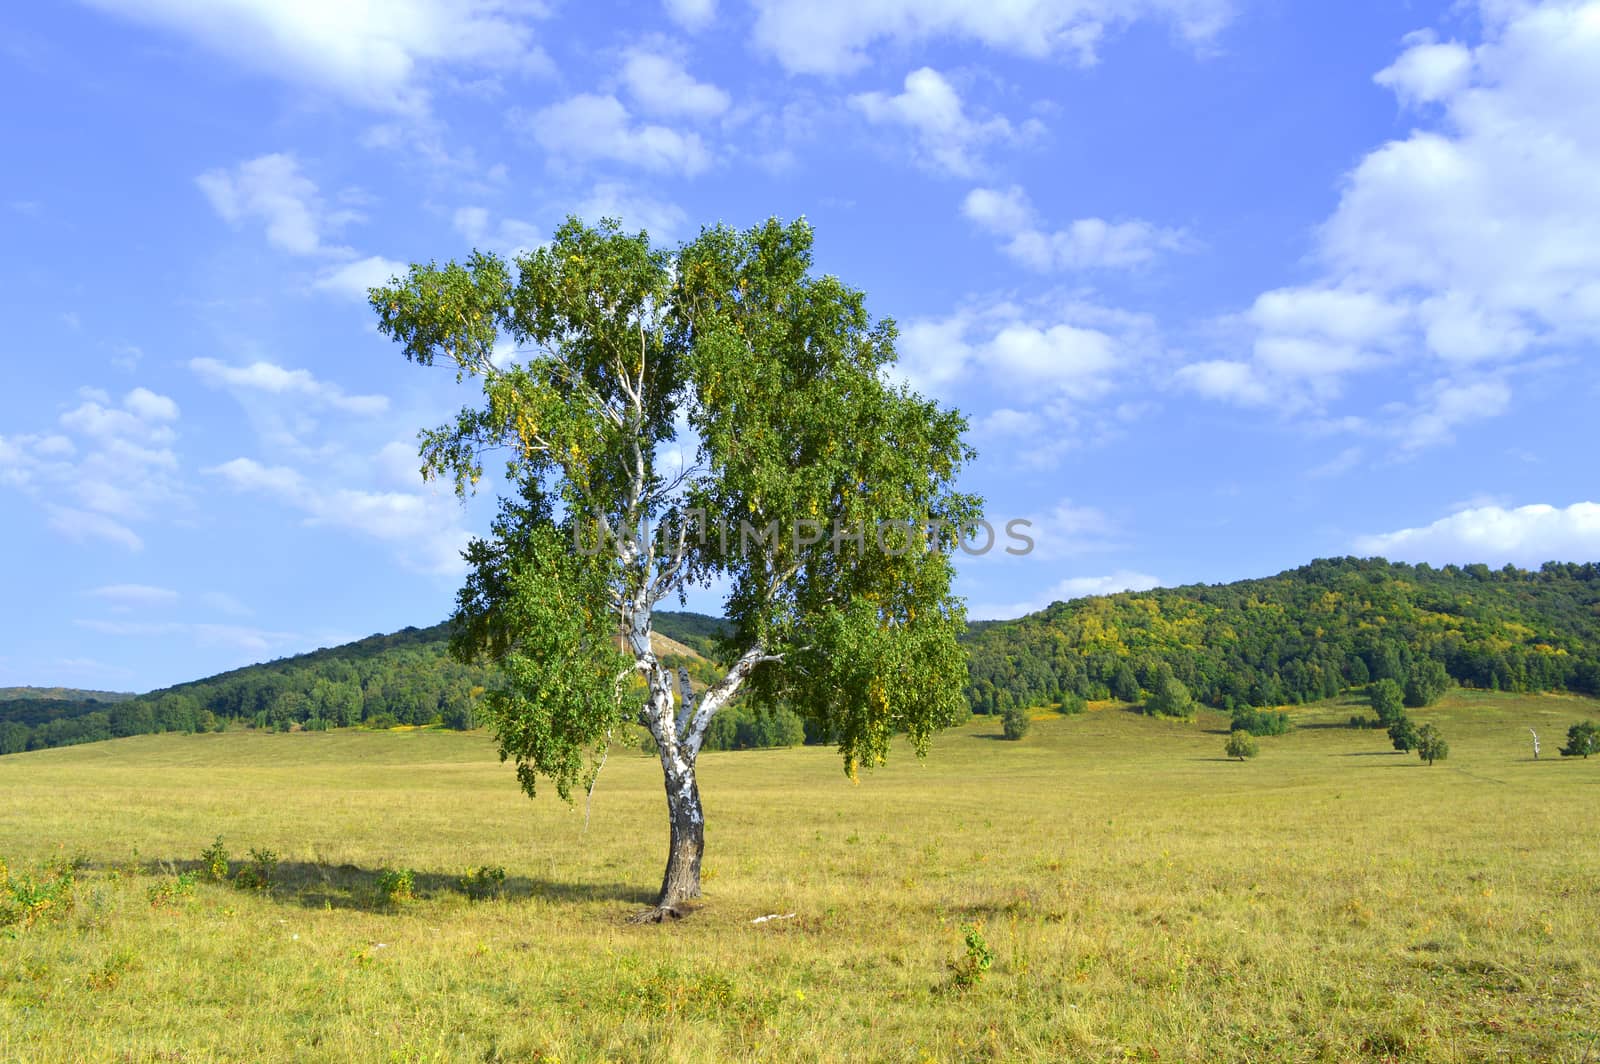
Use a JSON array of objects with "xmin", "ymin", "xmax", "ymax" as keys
[{"xmin": 3, "ymin": 0, "xmax": 1599, "ymax": 692}]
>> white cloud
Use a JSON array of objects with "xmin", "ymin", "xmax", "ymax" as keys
[
  {"xmin": 450, "ymin": 208, "xmax": 540, "ymax": 255},
  {"xmin": 1374, "ymin": 30, "xmax": 1473, "ymax": 106},
  {"xmin": 751, "ymin": 0, "xmax": 1233, "ymax": 75},
  {"xmin": 1173, "ymin": 360, "xmax": 1271, "ymax": 405},
  {"xmin": 205, "ymin": 457, "xmax": 469, "ymax": 576},
  {"xmin": 1354, "ymin": 501, "xmax": 1600, "ymax": 566},
  {"xmin": 849, "ymin": 68, "xmax": 1024, "ymax": 177},
  {"xmin": 963, "ymin": 184, "xmax": 1188, "ymax": 269},
  {"xmin": 575, "ymin": 182, "xmax": 690, "ymax": 240},
  {"xmin": 665, "ymin": 0, "xmax": 716, "ymax": 30},
  {"xmin": 190, "ymin": 358, "xmax": 389, "ymax": 415},
  {"xmin": 313, "ymin": 255, "xmax": 409, "ymax": 300},
  {"xmin": 620, "ymin": 50, "xmax": 730, "ymax": 119},
  {"xmin": 968, "ymin": 569, "xmax": 1162, "ymax": 619},
  {"xmin": 518, "ymin": 94, "xmax": 711, "ymax": 175},
  {"xmin": 83, "ymin": 0, "xmax": 550, "ymax": 114},
  {"xmin": 90, "ymin": 583, "xmax": 179, "ymax": 607},
  {"xmin": 900, "ymin": 296, "xmax": 1151, "ymax": 402},
  {"xmin": 1187, "ymin": 1, "xmax": 1600, "ymax": 444},
  {"xmin": 1398, "ymin": 375, "xmax": 1511, "ymax": 452},
  {"xmin": 196, "ymin": 153, "xmax": 359, "ymax": 257},
  {"xmin": 1, "ymin": 388, "xmax": 188, "ymax": 548}
]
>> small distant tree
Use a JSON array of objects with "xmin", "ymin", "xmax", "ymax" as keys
[
  {"xmin": 1559, "ymin": 719, "xmax": 1599, "ymax": 759},
  {"xmin": 1145, "ymin": 665, "xmax": 1195, "ymax": 719},
  {"xmin": 1388, "ymin": 715, "xmax": 1419, "ymax": 752},
  {"xmin": 1415, "ymin": 723, "xmax": 1449, "ymax": 765},
  {"xmin": 1369, "ymin": 679, "xmax": 1405, "ymax": 726},
  {"xmin": 1224, "ymin": 730, "xmax": 1259, "ymax": 761},
  {"xmin": 1001, "ymin": 706, "xmax": 1031, "ymax": 740}
]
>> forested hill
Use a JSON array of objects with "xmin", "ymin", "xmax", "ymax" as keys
[
  {"xmin": 964, "ymin": 557, "xmax": 1600, "ymax": 714},
  {"xmin": 0, "ymin": 612, "xmax": 725, "ymax": 755}
]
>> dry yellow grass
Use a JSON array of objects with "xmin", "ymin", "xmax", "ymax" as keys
[{"xmin": 1, "ymin": 688, "xmax": 1598, "ymax": 1061}]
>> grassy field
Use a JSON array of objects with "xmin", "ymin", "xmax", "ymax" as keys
[{"xmin": 2, "ymin": 690, "xmax": 1598, "ymax": 1062}]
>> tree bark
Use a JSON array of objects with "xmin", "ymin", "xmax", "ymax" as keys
[{"xmin": 657, "ymin": 762, "xmax": 704, "ymax": 911}]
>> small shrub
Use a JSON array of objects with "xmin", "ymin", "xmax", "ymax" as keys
[
  {"xmin": 375, "ymin": 867, "xmax": 415, "ymax": 905},
  {"xmin": 234, "ymin": 848, "xmax": 279, "ymax": 893},
  {"xmin": 147, "ymin": 871, "xmax": 198, "ymax": 908},
  {"xmin": 949, "ymin": 922, "xmax": 995, "ymax": 989},
  {"xmin": 1224, "ymin": 730, "xmax": 1259, "ymax": 761},
  {"xmin": 200, "ymin": 836, "xmax": 230, "ymax": 881},
  {"xmin": 1057, "ymin": 693, "xmax": 1086, "ymax": 716},
  {"xmin": 1000, "ymin": 707, "xmax": 1031, "ymax": 740},
  {"xmin": 0, "ymin": 855, "xmax": 78, "ymax": 931},
  {"xmin": 459, "ymin": 865, "xmax": 507, "ymax": 901},
  {"xmin": 1559, "ymin": 719, "xmax": 1598, "ymax": 759}
]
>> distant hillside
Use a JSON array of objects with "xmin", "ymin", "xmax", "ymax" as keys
[
  {"xmin": 964, "ymin": 557, "xmax": 1600, "ymax": 713},
  {"xmin": 0, "ymin": 612, "xmax": 724, "ymax": 756},
  {"xmin": 0, "ymin": 687, "xmax": 132, "ymax": 703}
]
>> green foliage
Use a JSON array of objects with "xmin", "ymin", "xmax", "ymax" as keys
[
  {"xmin": 1404, "ymin": 659, "xmax": 1451, "ymax": 708},
  {"xmin": 1414, "ymin": 723, "xmax": 1449, "ymax": 765},
  {"xmin": 1230, "ymin": 708, "xmax": 1291, "ymax": 736},
  {"xmin": 962, "ymin": 557, "xmax": 1600, "ymax": 717},
  {"xmin": 233, "ymin": 848, "xmax": 279, "ymax": 893},
  {"xmin": 701, "ymin": 703, "xmax": 806, "ymax": 751},
  {"xmin": 1369, "ymin": 680, "xmax": 1406, "ymax": 726},
  {"xmin": 1224, "ymin": 730, "xmax": 1259, "ymax": 761},
  {"xmin": 1057, "ymin": 692, "xmax": 1086, "ymax": 715},
  {"xmin": 458, "ymin": 865, "xmax": 507, "ymax": 901},
  {"xmin": 146, "ymin": 872, "xmax": 198, "ymax": 909},
  {"xmin": 1144, "ymin": 665, "xmax": 1195, "ymax": 719},
  {"xmin": 1559, "ymin": 719, "xmax": 1599, "ymax": 758},
  {"xmin": 199, "ymin": 837, "xmax": 229, "ymax": 882},
  {"xmin": 1388, "ymin": 716, "xmax": 1420, "ymax": 752},
  {"xmin": 1000, "ymin": 707, "xmax": 1031, "ymax": 740},
  {"xmin": 375, "ymin": 868, "xmax": 415, "ymax": 905},
  {"xmin": 0, "ymin": 854, "xmax": 78, "ymax": 931},
  {"xmin": 949, "ymin": 923, "xmax": 995, "ymax": 989}
]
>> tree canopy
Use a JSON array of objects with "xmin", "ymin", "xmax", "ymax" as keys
[{"xmin": 372, "ymin": 216, "xmax": 979, "ymax": 914}]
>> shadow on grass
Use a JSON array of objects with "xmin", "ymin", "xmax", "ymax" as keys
[
  {"xmin": 130, "ymin": 858, "xmax": 656, "ymax": 912},
  {"xmin": 1342, "ymin": 751, "xmax": 1406, "ymax": 757}
]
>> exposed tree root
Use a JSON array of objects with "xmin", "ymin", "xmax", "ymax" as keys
[{"xmin": 627, "ymin": 904, "xmax": 686, "ymax": 924}]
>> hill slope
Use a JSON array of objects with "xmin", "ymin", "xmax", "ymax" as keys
[
  {"xmin": 964, "ymin": 556, "xmax": 1600, "ymax": 713},
  {"xmin": 0, "ymin": 613, "xmax": 724, "ymax": 755}
]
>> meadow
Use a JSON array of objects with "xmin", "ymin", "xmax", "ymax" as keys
[{"xmin": 2, "ymin": 690, "xmax": 1598, "ymax": 1062}]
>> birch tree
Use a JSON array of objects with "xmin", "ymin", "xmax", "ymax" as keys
[{"xmin": 372, "ymin": 217, "xmax": 979, "ymax": 919}]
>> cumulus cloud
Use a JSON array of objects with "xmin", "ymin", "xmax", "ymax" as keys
[
  {"xmin": 517, "ymin": 94, "xmax": 711, "ymax": 175},
  {"xmin": 1355, "ymin": 501, "xmax": 1600, "ymax": 566},
  {"xmin": 190, "ymin": 358, "xmax": 389, "ymax": 415},
  {"xmin": 899, "ymin": 296, "xmax": 1152, "ymax": 402},
  {"xmin": 849, "ymin": 68, "xmax": 1026, "ymax": 177},
  {"xmin": 1181, "ymin": 1, "xmax": 1600, "ymax": 445},
  {"xmin": 83, "ymin": 0, "xmax": 550, "ymax": 113},
  {"xmin": 963, "ymin": 184, "xmax": 1188, "ymax": 269},
  {"xmin": 751, "ymin": 0, "xmax": 1233, "ymax": 75},
  {"xmin": 620, "ymin": 49, "xmax": 730, "ymax": 119},
  {"xmin": 0, "ymin": 387, "xmax": 188, "ymax": 551}
]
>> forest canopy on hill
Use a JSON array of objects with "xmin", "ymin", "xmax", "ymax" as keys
[
  {"xmin": 8, "ymin": 558, "xmax": 1600, "ymax": 756},
  {"xmin": 964, "ymin": 557, "xmax": 1600, "ymax": 714}
]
